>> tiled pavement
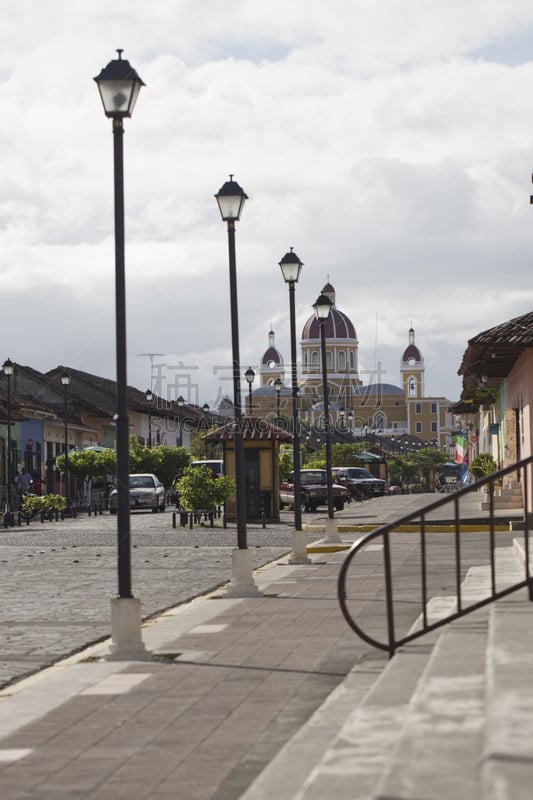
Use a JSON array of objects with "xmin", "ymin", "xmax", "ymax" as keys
[
  {"xmin": 0, "ymin": 545, "xmax": 392, "ymax": 800},
  {"xmin": 0, "ymin": 492, "xmax": 524, "ymax": 799}
]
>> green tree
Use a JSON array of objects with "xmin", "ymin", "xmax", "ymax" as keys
[
  {"xmin": 411, "ymin": 447, "xmax": 449, "ymax": 488},
  {"xmin": 55, "ymin": 448, "xmax": 115, "ymax": 482},
  {"xmin": 279, "ymin": 453, "xmax": 294, "ymax": 482},
  {"xmin": 305, "ymin": 442, "xmax": 365, "ymax": 470},
  {"xmin": 129, "ymin": 440, "xmax": 190, "ymax": 487},
  {"xmin": 176, "ymin": 465, "xmax": 235, "ymax": 513},
  {"xmin": 56, "ymin": 441, "xmax": 189, "ymax": 489},
  {"xmin": 388, "ymin": 456, "xmax": 418, "ymax": 483}
]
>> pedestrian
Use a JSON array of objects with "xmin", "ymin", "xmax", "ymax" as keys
[
  {"xmin": 31, "ymin": 470, "xmax": 42, "ymax": 495},
  {"xmin": 15, "ymin": 467, "xmax": 32, "ymax": 497}
]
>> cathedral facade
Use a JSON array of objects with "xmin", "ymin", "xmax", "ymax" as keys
[{"xmin": 248, "ymin": 282, "xmax": 454, "ymax": 450}]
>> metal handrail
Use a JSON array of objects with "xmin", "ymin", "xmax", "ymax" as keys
[{"xmin": 338, "ymin": 456, "xmax": 533, "ymax": 658}]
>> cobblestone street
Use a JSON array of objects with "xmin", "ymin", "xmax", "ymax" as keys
[{"xmin": 0, "ymin": 510, "xmax": 320, "ymax": 688}]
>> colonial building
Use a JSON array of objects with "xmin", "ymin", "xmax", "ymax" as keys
[{"xmin": 247, "ymin": 282, "xmax": 455, "ymax": 450}]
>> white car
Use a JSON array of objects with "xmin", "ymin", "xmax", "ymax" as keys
[{"xmin": 108, "ymin": 473, "xmax": 166, "ymax": 514}]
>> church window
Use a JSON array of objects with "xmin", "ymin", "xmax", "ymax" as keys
[
  {"xmin": 338, "ymin": 351, "xmax": 346, "ymax": 370},
  {"xmin": 350, "ymin": 351, "xmax": 354, "ymax": 369},
  {"xmin": 326, "ymin": 350, "xmax": 333, "ymax": 369},
  {"xmin": 311, "ymin": 351, "xmax": 319, "ymax": 368},
  {"xmin": 408, "ymin": 377, "xmax": 417, "ymax": 397},
  {"xmin": 303, "ymin": 352, "xmax": 308, "ymax": 368},
  {"xmin": 415, "ymin": 403, "xmax": 422, "ymax": 414}
]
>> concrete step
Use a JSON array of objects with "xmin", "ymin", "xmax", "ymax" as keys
[
  {"xmin": 290, "ymin": 641, "xmax": 437, "ymax": 800},
  {"xmin": 243, "ymin": 545, "xmax": 530, "ymax": 800},
  {"xmin": 302, "ymin": 547, "xmax": 526, "ymax": 800},
  {"xmin": 374, "ymin": 546, "xmax": 528, "ymax": 800},
  {"xmin": 480, "ymin": 543, "xmax": 533, "ymax": 800},
  {"xmin": 375, "ymin": 616, "xmax": 488, "ymax": 800}
]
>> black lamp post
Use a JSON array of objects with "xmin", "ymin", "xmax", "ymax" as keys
[
  {"xmin": 339, "ymin": 406, "xmax": 345, "ymax": 445},
  {"xmin": 202, "ymin": 403, "xmax": 210, "ymax": 457},
  {"xmin": 145, "ymin": 388, "xmax": 154, "ymax": 447},
  {"xmin": 95, "ymin": 50, "xmax": 144, "ymax": 602},
  {"xmin": 3, "ymin": 358, "xmax": 14, "ymax": 516},
  {"xmin": 176, "ymin": 395, "xmax": 184, "ymax": 446},
  {"xmin": 278, "ymin": 247, "xmax": 304, "ymax": 532},
  {"xmin": 312, "ymin": 293, "xmax": 334, "ymax": 522},
  {"xmin": 274, "ymin": 377, "xmax": 283, "ymax": 427},
  {"xmin": 244, "ymin": 367, "xmax": 255, "ymax": 415},
  {"xmin": 61, "ymin": 369, "xmax": 71, "ymax": 503},
  {"xmin": 215, "ymin": 175, "xmax": 248, "ymax": 552},
  {"xmin": 347, "ymin": 410, "xmax": 354, "ymax": 440}
]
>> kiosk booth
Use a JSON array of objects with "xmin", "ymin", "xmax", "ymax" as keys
[{"xmin": 203, "ymin": 416, "xmax": 292, "ymax": 523}]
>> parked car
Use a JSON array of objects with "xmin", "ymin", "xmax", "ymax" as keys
[
  {"xmin": 108, "ymin": 473, "xmax": 166, "ymax": 514},
  {"xmin": 190, "ymin": 460, "xmax": 223, "ymax": 478},
  {"xmin": 279, "ymin": 469, "xmax": 350, "ymax": 512},
  {"xmin": 332, "ymin": 467, "xmax": 387, "ymax": 500}
]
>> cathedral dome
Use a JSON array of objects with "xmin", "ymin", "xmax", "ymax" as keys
[{"xmin": 302, "ymin": 283, "xmax": 356, "ymax": 341}]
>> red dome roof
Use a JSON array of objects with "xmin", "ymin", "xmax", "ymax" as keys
[
  {"xmin": 261, "ymin": 346, "xmax": 283, "ymax": 366},
  {"xmin": 302, "ymin": 307, "xmax": 356, "ymax": 340},
  {"xmin": 402, "ymin": 344, "xmax": 422, "ymax": 362}
]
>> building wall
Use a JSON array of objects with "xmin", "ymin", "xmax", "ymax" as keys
[{"xmin": 506, "ymin": 350, "xmax": 533, "ymax": 463}]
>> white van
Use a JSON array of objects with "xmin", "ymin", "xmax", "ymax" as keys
[{"xmin": 190, "ymin": 460, "xmax": 224, "ymax": 478}]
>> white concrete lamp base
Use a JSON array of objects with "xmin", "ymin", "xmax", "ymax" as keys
[
  {"xmin": 288, "ymin": 530, "xmax": 311, "ymax": 564},
  {"xmin": 325, "ymin": 517, "xmax": 342, "ymax": 544},
  {"xmin": 107, "ymin": 597, "xmax": 150, "ymax": 660},
  {"xmin": 224, "ymin": 548, "xmax": 262, "ymax": 598}
]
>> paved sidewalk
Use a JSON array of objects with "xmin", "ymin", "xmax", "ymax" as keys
[
  {"xmin": 0, "ymin": 494, "xmax": 523, "ymax": 799},
  {"xmin": 0, "ymin": 543, "xmax": 393, "ymax": 800}
]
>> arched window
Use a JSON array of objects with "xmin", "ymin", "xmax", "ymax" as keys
[
  {"xmin": 338, "ymin": 351, "xmax": 346, "ymax": 370},
  {"xmin": 350, "ymin": 351, "xmax": 354, "ymax": 369},
  {"xmin": 326, "ymin": 350, "xmax": 333, "ymax": 369},
  {"xmin": 408, "ymin": 377, "xmax": 417, "ymax": 397},
  {"xmin": 311, "ymin": 351, "xmax": 319, "ymax": 368}
]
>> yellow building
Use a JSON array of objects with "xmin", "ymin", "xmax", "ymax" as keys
[{"xmin": 247, "ymin": 283, "xmax": 455, "ymax": 451}]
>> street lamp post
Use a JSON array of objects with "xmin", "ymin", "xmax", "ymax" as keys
[
  {"xmin": 313, "ymin": 293, "xmax": 340, "ymax": 543},
  {"xmin": 61, "ymin": 369, "xmax": 71, "ymax": 505},
  {"xmin": 215, "ymin": 175, "xmax": 260, "ymax": 596},
  {"xmin": 339, "ymin": 406, "xmax": 345, "ymax": 445},
  {"xmin": 347, "ymin": 410, "xmax": 354, "ymax": 440},
  {"xmin": 176, "ymin": 395, "xmax": 184, "ymax": 446},
  {"xmin": 279, "ymin": 248, "xmax": 304, "ymax": 537},
  {"xmin": 244, "ymin": 367, "xmax": 255, "ymax": 415},
  {"xmin": 95, "ymin": 49, "xmax": 147, "ymax": 658},
  {"xmin": 202, "ymin": 403, "xmax": 210, "ymax": 457},
  {"xmin": 3, "ymin": 358, "xmax": 14, "ymax": 523},
  {"xmin": 274, "ymin": 377, "xmax": 283, "ymax": 427},
  {"xmin": 145, "ymin": 388, "xmax": 154, "ymax": 447}
]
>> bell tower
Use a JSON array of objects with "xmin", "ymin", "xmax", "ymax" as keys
[{"xmin": 400, "ymin": 326, "xmax": 424, "ymax": 399}]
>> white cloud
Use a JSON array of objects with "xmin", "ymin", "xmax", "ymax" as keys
[{"xmin": 0, "ymin": 1, "xmax": 532, "ymax": 410}]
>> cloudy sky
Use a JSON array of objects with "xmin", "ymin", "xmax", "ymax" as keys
[{"xmin": 1, "ymin": 0, "xmax": 533, "ymax": 409}]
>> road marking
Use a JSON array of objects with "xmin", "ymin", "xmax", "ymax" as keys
[
  {"xmin": 0, "ymin": 749, "xmax": 33, "ymax": 762},
  {"xmin": 81, "ymin": 673, "xmax": 152, "ymax": 695},
  {"xmin": 189, "ymin": 624, "xmax": 228, "ymax": 634}
]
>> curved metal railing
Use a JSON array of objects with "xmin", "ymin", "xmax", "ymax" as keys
[{"xmin": 338, "ymin": 456, "xmax": 533, "ymax": 658}]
